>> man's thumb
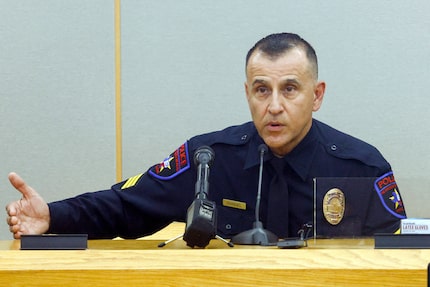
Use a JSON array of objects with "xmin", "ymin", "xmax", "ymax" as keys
[{"xmin": 8, "ymin": 172, "xmax": 36, "ymax": 199}]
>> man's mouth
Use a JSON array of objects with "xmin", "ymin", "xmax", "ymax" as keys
[{"xmin": 267, "ymin": 121, "xmax": 283, "ymax": 131}]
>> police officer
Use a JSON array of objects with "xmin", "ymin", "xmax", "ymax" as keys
[{"xmin": 6, "ymin": 33, "xmax": 406, "ymax": 240}]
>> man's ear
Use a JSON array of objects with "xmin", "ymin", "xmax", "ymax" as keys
[
  {"xmin": 244, "ymin": 81, "xmax": 250, "ymax": 101},
  {"xmin": 312, "ymin": 81, "xmax": 326, "ymax": 112}
]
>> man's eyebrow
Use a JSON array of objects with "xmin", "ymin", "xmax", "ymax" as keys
[
  {"xmin": 251, "ymin": 79, "xmax": 268, "ymax": 86},
  {"xmin": 250, "ymin": 78, "xmax": 302, "ymax": 89},
  {"xmin": 282, "ymin": 78, "xmax": 301, "ymax": 85}
]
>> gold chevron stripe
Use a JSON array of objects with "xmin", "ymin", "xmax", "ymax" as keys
[{"xmin": 121, "ymin": 173, "xmax": 143, "ymax": 190}]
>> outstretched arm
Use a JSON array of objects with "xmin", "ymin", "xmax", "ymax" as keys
[{"xmin": 5, "ymin": 172, "xmax": 50, "ymax": 239}]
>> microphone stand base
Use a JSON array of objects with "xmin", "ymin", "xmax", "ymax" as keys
[
  {"xmin": 231, "ymin": 227, "xmax": 278, "ymax": 246},
  {"xmin": 158, "ymin": 233, "xmax": 234, "ymax": 248},
  {"xmin": 215, "ymin": 234, "xmax": 234, "ymax": 247},
  {"xmin": 157, "ymin": 234, "xmax": 183, "ymax": 248}
]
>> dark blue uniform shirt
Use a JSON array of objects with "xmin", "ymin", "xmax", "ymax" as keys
[{"xmin": 48, "ymin": 119, "xmax": 406, "ymax": 239}]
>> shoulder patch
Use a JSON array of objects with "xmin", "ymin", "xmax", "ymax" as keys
[
  {"xmin": 149, "ymin": 142, "xmax": 190, "ymax": 180},
  {"xmin": 374, "ymin": 172, "xmax": 406, "ymax": 219}
]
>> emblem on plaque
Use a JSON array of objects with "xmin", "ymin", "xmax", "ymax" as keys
[{"xmin": 322, "ymin": 188, "xmax": 345, "ymax": 225}]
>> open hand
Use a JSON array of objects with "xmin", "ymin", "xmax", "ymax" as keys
[{"xmin": 5, "ymin": 172, "xmax": 50, "ymax": 239}]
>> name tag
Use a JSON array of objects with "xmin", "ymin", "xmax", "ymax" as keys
[{"xmin": 222, "ymin": 199, "xmax": 246, "ymax": 210}]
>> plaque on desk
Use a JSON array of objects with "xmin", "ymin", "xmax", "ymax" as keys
[
  {"xmin": 313, "ymin": 177, "xmax": 376, "ymax": 238},
  {"xmin": 21, "ymin": 234, "xmax": 88, "ymax": 250}
]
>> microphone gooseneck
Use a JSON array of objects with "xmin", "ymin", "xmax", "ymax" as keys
[
  {"xmin": 231, "ymin": 143, "xmax": 278, "ymax": 245},
  {"xmin": 255, "ymin": 144, "xmax": 268, "ymax": 223}
]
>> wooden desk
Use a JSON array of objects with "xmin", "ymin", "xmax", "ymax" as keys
[{"xmin": 0, "ymin": 238, "xmax": 428, "ymax": 287}]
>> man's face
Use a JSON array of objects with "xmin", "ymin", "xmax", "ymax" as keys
[{"xmin": 245, "ymin": 48, "xmax": 325, "ymax": 156}]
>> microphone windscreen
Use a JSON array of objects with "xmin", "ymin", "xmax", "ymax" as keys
[
  {"xmin": 194, "ymin": 146, "xmax": 215, "ymax": 166},
  {"xmin": 258, "ymin": 144, "xmax": 268, "ymax": 154}
]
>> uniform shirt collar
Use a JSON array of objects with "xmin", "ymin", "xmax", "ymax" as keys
[
  {"xmin": 282, "ymin": 123, "xmax": 318, "ymax": 181},
  {"xmin": 244, "ymin": 130, "xmax": 266, "ymax": 170},
  {"xmin": 244, "ymin": 120, "xmax": 318, "ymax": 182}
]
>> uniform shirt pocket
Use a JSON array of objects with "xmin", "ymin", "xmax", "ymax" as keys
[{"xmin": 217, "ymin": 205, "xmax": 255, "ymax": 238}]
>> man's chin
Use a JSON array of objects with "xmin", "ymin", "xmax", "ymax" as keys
[
  {"xmin": 264, "ymin": 140, "xmax": 287, "ymax": 154},
  {"xmin": 264, "ymin": 133, "xmax": 300, "ymax": 155}
]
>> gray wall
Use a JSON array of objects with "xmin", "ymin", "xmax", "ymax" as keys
[{"xmin": 1, "ymin": 0, "xmax": 429, "ymax": 239}]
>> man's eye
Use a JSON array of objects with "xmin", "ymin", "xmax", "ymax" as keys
[
  {"xmin": 256, "ymin": 87, "xmax": 269, "ymax": 94},
  {"xmin": 283, "ymin": 85, "xmax": 297, "ymax": 94}
]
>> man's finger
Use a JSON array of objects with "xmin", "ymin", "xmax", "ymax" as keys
[
  {"xmin": 5, "ymin": 204, "xmax": 15, "ymax": 215},
  {"xmin": 14, "ymin": 231, "xmax": 22, "ymax": 239}
]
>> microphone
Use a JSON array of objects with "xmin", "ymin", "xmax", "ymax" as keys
[
  {"xmin": 231, "ymin": 144, "xmax": 278, "ymax": 245},
  {"xmin": 183, "ymin": 146, "xmax": 217, "ymax": 248}
]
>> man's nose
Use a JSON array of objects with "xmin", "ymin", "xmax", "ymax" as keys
[{"xmin": 268, "ymin": 91, "xmax": 283, "ymax": 114}]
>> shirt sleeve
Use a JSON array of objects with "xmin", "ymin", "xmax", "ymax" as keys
[{"xmin": 47, "ymin": 142, "xmax": 197, "ymax": 239}]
